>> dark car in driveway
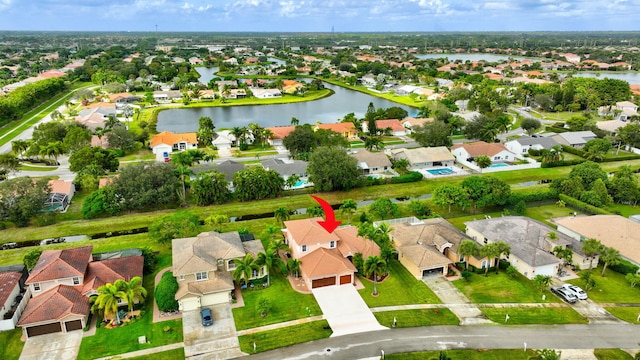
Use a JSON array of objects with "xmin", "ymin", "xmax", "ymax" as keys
[{"xmin": 200, "ymin": 307, "xmax": 213, "ymax": 326}]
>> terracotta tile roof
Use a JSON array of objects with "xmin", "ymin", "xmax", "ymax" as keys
[
  {"xmin": 403, "ymin": 117, "xmax": 434, "ymax": 127},
  {"xmin": 81, "ymin": 256, "xmax": 144, "ymax": 295},
  {"xmin": 0, "ymin": 271, "xmax": 22, "ymax": 307},
  {"xmin": 451, "ymin": 141, "xmax": 508, "ymax": 157},
  {"xmin": 172, "ymin": 232, "xmax": 247, "ymax": 276},
  {"xmin": 151, "ymin": 131, "xmax": 198, "ymax": 148},
  {"xmin": 284, "ymin": 218, "xmax": 340, "ymax": 245},
  {"xmin": 48, "ymin": 180, "xmax": 74, "ymax": 195},
  {"xmin": 375, "ymin": 119, "xmax": 405, "ymax": 132},
  {"xmin": 107, "ymin": 92, "xmax": 133, "ymax": 102},
  {"xmin": 27, "ymin": 246, "xmax": 92, "ymax": 284},
  {"xmin": 17, "ymin": 285, "xmax": 89, "ymax": 326},
  {"xmin": 335, "ymin": 226, "xmax": 380, "ymax": 259},
  {"xmin": 316, "ymin": 122, "xmax": 357, "ymax": 133},
  {"xmin": 84, "ymin": 102, "xmax": 116, "ymax": 109},
  {"xmin": 299, "ymin": 248, "xmax": 355, "ymax": 279},
  {"xmin": 266, "ymin": 126, "xmax": 296, "ymax": 140}
]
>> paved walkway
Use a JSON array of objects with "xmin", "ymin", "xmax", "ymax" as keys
[
  {"xmin": 422, "ymin": 275, "xmax": 493, "ymax": 325},
  {"xmin": 94, "ymin": 342, "xmax": 185, "ymax": 360}
]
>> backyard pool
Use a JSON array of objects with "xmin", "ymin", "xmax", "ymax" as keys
[
  {"xmin": 489, "ymin": 163, "xmax": 509, "ymax": 168},
  {"xmin": 426, "ymin": 168, "xmax": 454, "ymax": 175}
]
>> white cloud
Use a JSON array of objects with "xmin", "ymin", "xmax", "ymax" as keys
[
  {"xmin": 198, "ymin": 4, "xmax": 212, "ymax": 11},
  {"xmin": 182, "ymin": 2, "xmax": 194, "ymax": 10},
  {"xmin": 0, "ymin": 0, "xmax": 13, "ymax": 10}
]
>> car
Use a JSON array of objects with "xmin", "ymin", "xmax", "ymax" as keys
[
  {"xmin": 550, "ymin": 286, "xmax": 578, "ymax": 304},
  {"xmin": 200, "ymin": 307, "xmax": 213, "ymax": 326},
  {"xmin": 561, "ymin": 284, "xmax": 588, "ymax": 300}
]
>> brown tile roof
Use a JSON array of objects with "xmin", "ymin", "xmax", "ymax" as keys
[
  {"xmin": 151, "ymin": 131, "xmax": 198, "ymax": 148},
  {"xmin": 375, "ymin": 119, "xmax": 405, "ymax": 132},
  {"xmin": 316, "ymin": 122, "xmax": 357, "ymax": 134},
  {"xmin": 403, "ymin": 117, "xmax": 434, "ymax": 128},
  {"xmin": 0, "ymin": 271, "xmax": 22, "ymax": 307},
  {"xmin": 284, "ymin": 218, "xmax": 340, "ymax": 245},
  {"xmin": 266, "ymin": 126, "xmax": 296, "ymax": 140},
  {"xmin": 299, "ymin": 248, "xmax": 356, "ymax": 279},
  {"xmin": 98, "ymin": 177, "xmax": 114, "ymax": 188},
  {"xmin": 48, "ymin": 180, "xmax": 74, "ymax": 195},
  {"xmin": 81, "ymin": 256, "xmax": 144, "ymax": 295},
  {"xmin": 335, "ymin": 226, "xmax": 380, "ymax": 259},
  {"xmin": 451, "ymin": 141, "xmax": 508, "ymax": 157},
  {"xmin": 17, "ymin": 285, "xmax": 89, "ymax": 326},
  {"xmin": 172, "ymin": 232, "xmax": 247, "ymax": 276},
  {"xmin": 27, "ymin": 246, "xmax": 92, "ymax": 284},
  {"xmin": 84, "ymin": 102, "xmax": 116, "ymax": 109}
]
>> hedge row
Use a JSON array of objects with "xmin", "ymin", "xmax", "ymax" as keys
[
  {"xmin": 507, "ymin": 189, "xmax": 558, "ymax": 205},
  {"xmin": 545, "ymin": 126, "xmax": 569, "ymax": 133},
  {"xmin": 541, "ymin": 159, "xmax": 585, "ymax": 168},
  {"xmin": 558, "ymin": 194, "xmax": 611, "ymax": 215},
  {"xmin": 562, "ymin": 145, "xmax": 585, "ymax": 157},
  {"xmin": 609, "ymin": 259, "xmax": 640, "ymax": 275},
  {"xmin": 389, "ymin": 171, "xmax": 424, "ymax": 184}
]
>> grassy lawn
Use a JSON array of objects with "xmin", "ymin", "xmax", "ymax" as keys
[
  {"xmin": 118, "ymin": 150, "xmax": 155, "ymax": 161},
  {"xmin": 373, "ymin": 309, "xmax": 459, "ymax": 327},
  {"xmin": 480, "ymin": 307, "xmax": 588, "ymax": 325},
  {"xmin": 238, "ymin": 320, "xmax": 332, "ymax": 354},
  {"xmin": 569, "ymin": 267, "xmax": 640, "ymax": 303},
  {"xmin": 233, "ymin": 150, "xmax": 278, "ymax": 158},
  {"xmin": 604, "ymin": 307, "xmax": 640, "ymax": 323},
  {"xmin": 453, "ymin": 271, "xmax": 560, "ymax": 304},
  {"xmin": 17, "ymin": 165, "xmax": 58, "ymax": 171},
  {"xmin": 594, "ymin": 349, "xmax": 634, "ymax": 360},
  {"xmin": 359, "ymin": 260, "xmax": 441, "ymax": 307},
  {"xmin": 232, "ymin": 275, "xmax": 321, "ymax": 331},
  {"xmin": 129, "ymin": 348, "xmax": 185, "ymax": 360},
  {"xmin": 78, "ymin": 252, "xmax": 181, "ymax": 360},
  {"xmin": 386, "ymin": 349, "xmax": 538, "ymax": 360},
  {"xmin": 0, "ymin": 328, "xmax": 25, "ymax": 360}
]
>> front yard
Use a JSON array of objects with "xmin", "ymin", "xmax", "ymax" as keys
[
  {"xmin": 569, "ymin": 267, "xmax": 640, "ymax": 303},
  {"xmin": 238, "ymin": 320, "xmax": 332, "ymax": 354},
  {"xmin": 453, "ymin": 271, "xmax": 560, "ymax": 304},
  {"xmin": 0, "ymin": 328, "xmax": 25, "ymax": 360},
  {"xmin": 480, "ymin": 307, "xmax": 587, "ymax": 325},
  {"xmin": 373, "ymin": 309, "xmax": 459, "ymax": 327}
]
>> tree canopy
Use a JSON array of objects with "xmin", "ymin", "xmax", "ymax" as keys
[
  {"xmin": 308, "ymin": 146, "xmax": 361, "ymax": 192},
  {"xmin": 233, "ymin": 166, "xmax": 284, "ymax": 201}
]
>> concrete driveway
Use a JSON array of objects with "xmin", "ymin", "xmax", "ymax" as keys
[
  {"xmin": 312, "ymin": 285, "xmax": 387, "ymax": 337},
  {"xmin": 182, "ymin": 303, "xmax": 245, "ymax": 360},
  {"xmin": 19, "ymin": 330, "xmax": 83, "ymax": 360}
]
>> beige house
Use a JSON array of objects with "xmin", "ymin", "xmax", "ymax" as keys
[
  {"xmin": 172, "ymin": 231, "xmax": 266, "ymax": 311},
  {"xmin": 352, "ymin": 150, "xmax": 392, "ymax": 175},
  {"xmin": 389, "ymin": 147, "xmax": 455, "ymax": 169}
]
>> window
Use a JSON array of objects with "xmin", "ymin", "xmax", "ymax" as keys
[
  {"xmin": 196, "ymin": 272, "xmax": 208, "ymax": 281},
  {"xmin": 179, "ymin": 275, "xmax": 185, "ymax": 281},
  {"xmin": 228, "ymin": 260, "xmax": 236, "ymax": 270},
  {"xmin": 72, "ymin": 277, "xmax": 80, "ymax": 285},
  {"xmin": 252, "ymin": 269, "xmax": 258, "ymax": 278},
  {"xmin": 34, "ymin": 283, "xmax": 41, "ymax": 292},
  {"xmin": 330, "ymin": 241, "xmax": 336, "ymax": 248},
  {"xmin": 302, "ymin": 245, "xmax": 307, "ymax": 252},
  {"xmin": 483, "ymin": 237, "xmax": 488, "ymax": 244},
  {"xmin": 117, "ymin": 298, "xmax": 123, "ymax": 304}
]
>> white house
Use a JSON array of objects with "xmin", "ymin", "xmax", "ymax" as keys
[
  {"xmin": 151, "ymin": 131, "xmax": 198, "ymax": 161},
  {"xmin": 252, "ymin": 88, "xmax": 282, "ymax": 99},
  {"xmin": 505, "ymin": 136, "xmax": 559, "ymax": 155}
]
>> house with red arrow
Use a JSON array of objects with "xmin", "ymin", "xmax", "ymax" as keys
[{"xmin": 282, "ymin": 218, "xmax": 380, "ymax": 289}]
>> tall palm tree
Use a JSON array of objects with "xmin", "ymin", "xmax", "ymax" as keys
[
  {"xmin": 479, "ymin": 243, "xmax": 500, "ymax": 277},
  {"xmin": 233, "ymin": 254, "xmax": 257, "ymax": 285},
  {"xmin": 115, "ymin": 277, "xmax": 147, "ymax": 317},
  {"xmin": 600, "ymin": 246, "xmax": 621, "ymax": 277},
  {"xmin": 581, "ymin": 238, "xmax": 603, "ymax": 270},
  {"xmin": 231, "ymin": 126, "xmax": 246, "ymax": 149},
  {"xmin": 256, "ymin": 244, "xmax": 286, "ymax": 286},
  {"xmin": 458, "ymin": 240, "xmax": 480, "ymax": 270},
  {"xmin": 364, "ymin": 255, "xmax": 386, "ymax": 296},
  {"xmin": 287, "ymin": 258, "xmax": 301, "ymax": 278},
  {"xmin": 175, "ymin": 164, "xmax": 194, "ymax": 207},
  {"xmin": 40, "ymin": 141, "xmax": 65, "ymax": 164},
  {"xmin": 91, "ymin": 283, "xmax": 126, "ymax": 322},
  {"xmin": 340, "ymin": 199, "xmax": 358, "ymax": 224},
  {"xmin": 274, "ymin": 206, "xmax": 290, "ymax": 226},
  {"xmin": 290, "ymin": 117, "xmax": 299, "ymax": 126},
  {"xmin": 306, "ymin": 206, "xmax": 324, "ymax": 218},
  {"xmin": 261, "ymin": 128, "xmax": 274, "ymax": 149},
  {"xmin": 11, "ymin": 139, "xmax": 30, "ymax": 156}
]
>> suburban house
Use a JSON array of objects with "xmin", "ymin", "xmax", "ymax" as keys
[
  {"xmin": 464, "ymin": 216, "xmax": 589, "ymax": 279},
  {"xmin": 505, "ymin": 136, "xmax": 559, "ymax": 155},
  {"xmin": 212, "ymin": 130, "xmax": 235, "ymax": 150},
  {"xmin": 362, "ymin": 119, "xmax": 408, "ymax": 136},
  {"xmin": 451, "ymin": 141, "xmax": 520, "ymax": 166},
  {"xmin": 18, "ymin": 246, "xmax": 143, "ymax": 338},
  {"xmin": 389, "ymin": 147, "xmax": 455, "ymax": 170},
  {"xmin": 75, "ymin": 103, "xmax": 116, "ymax": 131},
  {"xmin": 252, "ymin": 88, "xmax": 282, "ymax": 99},
  {"xmin": 261, "ymin": 158, "xmax": 308, "ymax": 180},
  {"xmin": 402, "ymin": 117, "xmax": 434, "ymax": 133},
  {"xmin": 215, "ymin": 160, "xmax": 245, "ymax": 184},
  {"xmin": 172, "ymin": 231, "xmax": 266, "ymax": 311},
  {"xmin": 282, "ymin": 218, "xmax": 380, "ymax": 289},
  {"xmin": 0, "ymin": 266, "xmax": 28, "ymax": 331},
  {"xmin": 598, "ymin": 101, "xmax": 638, "ymax": 121},
  {"xmin": 552, "ymin": 215, "xmax": 636, "ymax": 268},
  {"xmin": 315, "ymin": 123, "xmax": 359, "ymax": 140},
  {"xmin": 151, "ymin": 131, "xmax": 198, "ymax": 161},
  {"xmin": 551, "ymin": 131, "xmax": 597, "ymax": 149},
  {"xmin": 153, "ymin": 90, "xmax": 182, "ymax": 103},
  {"xmin": 265, "ymin": 126, "xmax": 295, "ymax": 147},
  {"xmin": 45, "ymin": 180, "xmax": 75, "ymax": 212},
  {"xmin": 352, "ymin": 150, "xmax": 393, "ymax": 175},
  {"xmin": 384, "ymin": 217, "xmax": 486, "ymax": 278}
]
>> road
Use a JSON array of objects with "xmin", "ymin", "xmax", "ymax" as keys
[{"xmin": 239, "ymin": 324, "xmax": 640, "ymax": 359}]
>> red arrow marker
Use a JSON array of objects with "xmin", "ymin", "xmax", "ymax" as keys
[{"xmin": 310, "ymin": 195, "xmax": 341, "ymax": 233}]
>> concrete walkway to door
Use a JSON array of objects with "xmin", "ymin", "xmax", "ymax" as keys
[
  {"xmin": 422, "ymin": 275, "xmax": 493, "ymax": 325},
  {"xmin": 312, "ymin": 285, "xmax": 387, "ymax": 337}
]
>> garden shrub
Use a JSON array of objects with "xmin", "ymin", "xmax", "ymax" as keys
[
  {"xmin": 527, "ymin": 148, "xmax": 542, "ymax": 157},
  {"xmin": 541, "ymin": 159, "xmax": 585, "ymax": 168},
  {"xmin": 390, "ymin": 171, "xmax": 423, "ymax": 184},
  {"xmin": 562, "ymin": 145, "xmax": 585, "ymax": 157},
  {"xmin": 558, "ymin": 194, "xmax": 611, "ymax": 215},
  {"xmin": 155, "ymin": 271, "xmax": 179, "ymax": 311},
  {"xmin": 507, "ymin": 189, "xmax": 557, "ymax": 205},
  {"xmin": 609, "ymin": 259, "xmax": 640, "ymax": 275}
]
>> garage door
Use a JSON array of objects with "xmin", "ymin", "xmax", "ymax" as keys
[
  {"xmin": 26, "ymin": 322, "xmax": 62, "ymax": 337},
  {"xmin": 65, "ymin": 320, "xmax": 83, "ymax": 332},
  {"xmin": 339, "ymin": 275, "xmax": 351, "ymax": 285},
  {"xmin": 312, "ymin": 277, "xmax": 336, "ymax": 288},
  {"xmin": 422, "ymin": 267, "xmax": 444, "ymax": 277}
]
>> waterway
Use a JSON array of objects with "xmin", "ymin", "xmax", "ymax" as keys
[
  {"xmin": 157, "ymin": 83, "xmax": 417, "ymax": 132},
  {"xmin": 570, "ymin": 72, "xmax": 640, "ymax": 85},
  {"xmin": 415, "ymin": 53, "xmax": 533, "ymax": 62}
]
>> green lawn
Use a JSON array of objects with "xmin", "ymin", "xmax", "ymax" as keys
[
  {"xmin": 594, "ymin": 349, "xmax": 634, "ymax": 360},
  {"xmin": 386, "ymin": 349, "xmax": 538, "ymax": 360},
  {"xmin": 232, "ymin": 275, "xmax": 321, "ymax": 330},
  {"xmin": 373, "ymin": 309, "xmax": 459, "ymax": 327},
  {"xmin": 453, "ymin": 271, "xmax": 560, "ymax": 304},
  {"xmin": 0, "ymin": 328, "xmax": 25, "ymax": 360},
  {"xmin": 128, "ymin": 348, "xmax": 185, "ymax": 360},
  {"xmin": 118, "ymin": 150, "xmax": 156, "ymax": 161},
  {"xmin": 238, "ymin": 320, "xmax": 332, "ymax": 354},
  {"xmin": 604, "ymin": 307, "xmax": 640, "ymax": 323},
  {"xmin": 480, "ymin": 307, "xmax": 588, "ymax": 325},
  {"xmin": 569, "ymin": 267, "xmax": 640, "ymax": 303},
  {"xmin": 17, "ymin": 165, "xmax": 58, "ymax": 171},
  {"xmin": 358, "ymin": 260, "xmax": 441, "ymax": 307}
]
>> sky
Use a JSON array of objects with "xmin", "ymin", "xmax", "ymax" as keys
[{"xmin": 0, "ymin": 0, "xmax": 639, "ymax": 32}]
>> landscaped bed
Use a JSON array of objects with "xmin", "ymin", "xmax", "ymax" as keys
[
  {"xmin": 480, "ymin": 307, "xmax": 588, "ymax": 325},
  {"xmin": 238, "ymin": 320, "xmax": 332, "ymax": 354},
  {"xmin": 373, "ymin": 308, "xmax": 459, "ymax": 327},
  {"xmin": 453, "ymin": 272, "xmax": 561, "ymax": 304}
]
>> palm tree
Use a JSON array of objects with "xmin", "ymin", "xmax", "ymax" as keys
[
  {"xmin": 287, "ymin": 258, "xmax": 301, "ymax": 278},
  {"xmin": 233, "ymin": 254, "xmax": 257, "ymax": 285},
  {"xmin": 50, "ymin": 110, "xmax": 62, "ymax": 121},
  {"xmin": 91, "ymin": 282, "xmax": 126, "ymax": 322},
  {"xmin": 581, "ymin": 238, "xmax": 603, "ymax": 270},
  {"xmin": 256, "ymin": 244, "xmax": 286, "ymax": 286},
  {"xmin": 175, "ymin": 164, "xmax": 194, "ymax": 207},
  {"xmin": 458, "ymin": 240, "xmax": 480, "ymax": 270},
  {"xmin": 11, "ymin": 139, "xmax": 30, "ymax": 156},
  {"xmin": 306, "ymin": 206, "xmax": 324, "ymax": 218},
  {"xmin": 494, "ymin": 242, "xmax": 511, "ymax": 274},
  {"xmin": 261, "ymin": 224, "xmax": 282, "ymax": 243},
  {"xmin": 231, "ymin": 126, "xmax": 246, "ymax": 149},
  {"xmin": 290, "ymin": 117, "xmax": 299, "ymax": 126},
  {"xmin": 274, "ymin": 206, "xmax": 290, "ymax": 226},
  {"xmin": 533, "ymin": 274, "xmax": 553, "ymax": 293},
  {"xmin": 364, "ymin": 136, "xmax": 385, "ymax": 151},
  {"xmin": 115, "ymin": 277, "xmax": 147, "ymax": 317},
  {"xmin": 340, "ymin": 199, "xmax": 358, "ymax": 224},
  {"xmin": 40, "ymin": 141, "xmax": 65, "ymax": 164},
  {"xmin": 261, "ymin": 128, "xmax": 274, "ymax": 149},
  {"xmin": 364, "ymin": 255, "xmax": 386, "ymax": 296},
  {"xmin": 479, "ymin": 243, "xmax": 501, "ymax": 277},
  {"xmin": 104, "ymin": 114, "xmax": 120, "ymax": 130},
  {"xmin": 379, "ymin": 243, "xmax": 397, "ymax": 272},
  {"xmin": 600, "ymin": 246, "xmax": 621, "ymax": 277}
]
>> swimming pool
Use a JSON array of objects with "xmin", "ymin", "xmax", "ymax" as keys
[
  {"xmin": 489, "ymin": 163, "xmax": 508, "ymax": 168},
  {"xmin": 294, "ymin": 179, "xmax": 307, "ymax": 187},
  {"xmin": 426, "ymin": 168, "xmax": 454, "ymax": 175}
]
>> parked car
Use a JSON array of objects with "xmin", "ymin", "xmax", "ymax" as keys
[
  {"xmin": 200, "ymin": 307, "xmax": 213, "ymax": 326},
  {"xmin": 561, "ymin": 284, "xmax": 588, "ymax": 300},
  {"xmin": 550, "ymin": 286, "xmax": 578, "ymax": 304}
]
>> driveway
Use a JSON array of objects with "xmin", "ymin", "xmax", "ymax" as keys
[
  {"xmin": 19, "ymin": 330, "xmax": 83, "ymax": 360},
  {"xmin": 422, "ymin": 275, "xmax": 492, "ymax": 325},
  {"xmin": 182, "ymin": 303, "xmax": 245, "ymax": 360},
  {"xmin": 312, "ymin": 285, "xmax": 387, "ymax": 337}
]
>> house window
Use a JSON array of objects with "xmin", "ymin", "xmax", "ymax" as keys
[
  {"xmin": 252, "ymin": 269, "xmax": 258, "ymax": 278},
  {"xmin": 330, "ymin": 241, "xmax": 336, "ymax": 248},
  {"xmin": 228, "ymin": 260, "xmax": 236, "ymax": 270},
  {"xmin": 481, "ymin": 260, "xmax": 488, "ymax": 269},
  {"xmin": 179, "ymin": 275, "xmax": 185, "ymax": 281},
  {"xmin": 33, "ymin": 283, "xmax": 41, "ymax": 292},
  {"xmin": 302, "ymin": 245, "xmax": 307, "ymax": 252},
  {"xmin": 73, "ymin": 277, "xmax": 80, "ymax": 285},
  {"xmin": 117, "ymin": 298, "xmax": 123, "ymax": 304},
  {"xmin": 483, "ymin": 237, "xmax": 488, "ymax": 244},
  {"xmin": 494, "ymin": 156, "xmax": 500, "ymax": 160},
  {"xmin": 196, "ymin": 272, "xmax": 208, "ymax": 281}
]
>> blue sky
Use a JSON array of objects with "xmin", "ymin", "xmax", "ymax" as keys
[{"xmin": 1, "ymin": 0, "xmax": 639, "ymax": 32}]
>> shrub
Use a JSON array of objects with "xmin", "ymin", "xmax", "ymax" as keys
[
  {"xmin": 610, "ymin": 259, "xmax": 640, "ymax": 275},
  {"xmin": 461, "ymin": 271, "xmax": 472, "ymax": 282},
  {"xmin": 541, "ymin": 159, "xmax": 585, "ymax": 168},
  {"xmin": 558, "ymin": 194, "xmax": 611, "ymax": 215},
  {"xmin": 527, "ymin": 148, "xmax": 542, "ymax": 156},
  {"xmin": 513, "ymin": 200, "xmax": 527, "ymax": 215},
  {"xmin": 507, "ymin": 189, "xmax": 557, "ymax": 204},
  {"xmin": 506, "ymin": 266, "xmax": 518, "ymax": 278},
  {"xmin": 141, "ymin": 247, "xmax": 157, "ymax": 275},
  {"xmin": 390, "ymin": 171, "xmax": 423, "ymax": 184},
  {"xmin": 155, "ymin": 271, "xmax": 179, "ymax": 311}
]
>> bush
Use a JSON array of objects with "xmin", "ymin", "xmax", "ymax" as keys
[
  {"xmin": 609, "ymin": 259, "xmax": 640, "ymax": 275},
  {"xmin": 545, "ymin": 126, "xmax": 569, "ymax": 133},
  {"xmin": 562, "ymin": 145, "xmax": 586, "ymax": 157},
  {"xmin": 507, "ymin": 189, "xmax": 557, "ymax": 204},
  {"xmin": 155, "ymin": 271, "xmax": 179, "ymax": 311},
  {"xmin": 461, "ymin": 271, "xmax": 472, "ymax": 282},
  {"xmin": 513, "ymin": 200, "xmax": 527, "ymax": 215},
  {"xmin": 141, "ymin": 247, "xmax": 157, "ymax": 275},
  {"xmin": 389, "ymin": 171, "xmax": 423, "ymax": 184},
  {"xmin": 558, "ymin": 194, "xmax": 611, "ymax": 215},
  {"xmin": 541, "ymin": 159, "xmax": 586, "ymax": 168},
  {"xmin": 527, "ymin": 148, "xmax": 542, "ymax": 156}
]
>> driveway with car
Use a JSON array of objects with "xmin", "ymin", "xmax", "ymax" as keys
[
  {"xmin": 19, "ymin": 330, "xmax": 83, "ymax": 360},
  {"xmin": 182, "ymin": 303, "xmax": 245, "ymax": 359}
]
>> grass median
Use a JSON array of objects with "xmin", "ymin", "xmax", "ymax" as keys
[
  {"xmin": 480, "ymin": 307, "xmax": 588, "ymax": 325},
  {"xmin": 373, "ymin": 308, "xmax": 459, "ymax": 327},
  {"xmin": 238, "ymin": 320, "xmax": 332, "ymax": 354}
]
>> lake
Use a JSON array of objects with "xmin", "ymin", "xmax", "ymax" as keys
[
  {"xmin": 195, "ymin": 67, "xmax": 219, "ymax": 85},
  {"xmin": 415, "ymin": 53, "xmax": 533, "ymax": 63},
  {"xmin": 570, "ymin": 72, "xmax": 640, "ymax": 85},
  {"xmin": 156, "ymin": 83, "xmax": 417, "ymax": 132}
]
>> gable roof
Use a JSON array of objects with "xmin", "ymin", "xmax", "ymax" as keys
[
  {"xmin": 352, "ymin": 150, "xmax": 392, "ymax": 169},
  {"xmin": 48, "ymin": 180, "xmax": 74, "ymax": 195},
  {"xmin": 0, "ymin": 271, "xmax": 22, "ymax": 307},
  {"xmin": 81, "ymin": 256, "xmax": 144, "ymax": 295},
  {"xmin": 375, "ymin": 119, "xmax": 405, "ymax": 132},
  {"xmin": 266, "ymin": 126, "xmax": 296, "ymax": 140},
  {"xmin": 175, "ymin": 271, "xmax": 234, "ymax": 300},
  {"xmin": 335, "ymin": 226, "xmax": 380, "ymax": 259},
  {"xmin": 27, "ymin": 246, "xmax": 93, "ymax": 284},
  {"xmin": 316, "ymin": 122, "xmax": 357, "ymax": 134},
  {"xmin": 284, "ymin": 217, "xmax": 340, "ymax": 245},
  {"xmin": 511, "ymin": 136, "xmax": 558, "ymax": 148},
  {"xmin": 17, "ymin": 285, "xmax": 89, "ymax": 326},
  {"xmin": 391, "ymin": 147, "xmax": 454, "ymax": 164},
  {"xmin": 261, "ymin": 158, "xmax": 308, "ymax": 177},
  {"xmin": 402, "ymin": 117, "xmax": 434, "ymax": 128},
  {"xmin": 151, "ymin": 131, "xmax": 198, "ymax": 148},
  {"xmin": 552, "ymin": 131, "xmax": 597, "ymax": 146},
  {"xmin": 172, "ymin": 232, "xmax": 247, "ymax": 276},
  {"xmin": 216, "ymin": 160, "xmax": 245, "ymax": 182},
  {"xmin": 299, "ymin": 248, "xmax": 356, "ymax": 279},
  {"xmin": 451, "ymin": 141, "xmax": 509, "ymax": 157}
]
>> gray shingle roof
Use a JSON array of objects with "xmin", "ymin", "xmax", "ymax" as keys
[
  {"xmin": 515, "ymin": 136, "xmax": 558, "ymax": 148},
  {"xmin": 261, "ymin": 158, "xmax": 308, "ymax": 177}
]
